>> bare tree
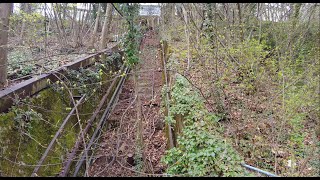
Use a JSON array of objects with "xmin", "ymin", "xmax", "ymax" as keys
[
  {"xmin": 0, "ymin": 3, "xmax": 13, "ymax": 88},
  {"xmin": 181, "ymin": 4, "xmax": 191, "ymax": 71},
  {"xmin": 19, "ymin": 3, "xmax": 27, "ymax": 45},
  {"xmin": 89, "ymin": 3, "xmax": 101, "ymax": 49},
  {"xmin": 100, "ymin": 3, "xmax": 113, "ymax": 50}
]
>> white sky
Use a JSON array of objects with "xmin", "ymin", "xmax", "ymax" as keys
[{"xmin": 13, "ymin": 3, "xmax": 161, "ymax": 17}]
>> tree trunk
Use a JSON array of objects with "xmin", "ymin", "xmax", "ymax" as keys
[
  {"xmin": 19, "ymin": 3, "xmax": 26, "ymax": 45},
  {"xmin": 237, "ymin": 3, "xmax": 244, "ymax": 42},
  {"xmin": 100, "ymin": 3, "xmax": 113, "ymax": 50},
  {"xmin": 53, "ymin": 3, "xmax": 67, "ymax": 49},
  {"xmin": 75, "ymin": 4, "xmax": 87, "ymax": 48},
  {"xmin": 292, "ymin": 3, "xmax": 302, "ymax": 28},
  {"xmin": 62, "ymin": 3, "xmax": 67, "ymax": 19},
  {"xmin": 181, "ymin": 4, "xmax": 191, "ymax": 71},
  {"xmin": 19, "ymin": 3, "xmax": 33, "ymax": 45},
  {"xmin": 0, "ymin": 3, "xmax": 12, "ymax": 88},
  {"xmin": 258, "ymin": 3, "xmax": 262, "ymax": 43},
  {"xmin": 89, "ymin": 3, "xmax": 101, "ymax": 49}
]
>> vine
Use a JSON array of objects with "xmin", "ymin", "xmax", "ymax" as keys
[
  {"xmin": 12, "ymin": 105, "xmax": 43, "ymax": 137},
  {"xmin": 120, "ymin": 3, "xmax": 142, "ymax": 67}
]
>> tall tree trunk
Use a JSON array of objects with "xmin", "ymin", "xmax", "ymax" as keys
[
  {"xmin": 292, "ymin": 3, "xmax": 302, "ymax": 28},
  {"xmin": 258, "ymin": 3, "xmax": 262, "ymax": 43},
  {"xmin": 53, "ymin": 3, "xmax": 67, "ymax": 49},
  {"xmin": 100, "ymin": 3, "xmax": 113, "ymax": 50},
  {"xmin": 83, "ymin": 3, "xmax": 92, "ymax": 31},
  {"xmin": 181, "ymin": 4, "xmax": 191, "ymax": 71},
  {"xmin": 19, "ymin": 3, "xmax": 27, "ymax": 45},
  {"xmin": 19, "ymin": 3, "xmax": 33, "ymax": 45},
  {"xmin": 89, "ymin": 3, "xmax": 101, "ymax": 49},
  {"xmin": 62, "ymin": 3, "xmax": 67, "ymax": 19},
  {"xmin": 237, "ymin": 3, "xmax": 244, "ymax": 42},
  {"xmin": 71, "ymin": 4, "xmax": 77, "ymax": 39},
  {"xmin": 75, "ymin": 4, "xmax": 87, "ymax": 48},
  {"xmin": 0, "ymin": 3, "xmax": 12, "ymax": 88}
]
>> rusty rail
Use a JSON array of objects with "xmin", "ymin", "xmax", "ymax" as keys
[
  {"xmin": 72, "ymin": 66, "xmax": 129, "ymax": 176},
  {"xmin": 58, "ymin": 64, "xmax": 126, "ymax": 177},
  {"xmin": 0, "ymin": 44, "xmax": 119, "ymax": 113},
  {"xmin": 31, "ymin": 94, "xmax": 86, "ymax": 177}
]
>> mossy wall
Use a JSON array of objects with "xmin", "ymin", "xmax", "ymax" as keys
[{"xmin": 0, "ymin": 54, "xmax": 123, "ymax": 177}]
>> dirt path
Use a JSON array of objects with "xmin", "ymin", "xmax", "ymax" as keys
[{"xmin": 88, "ymin": 30, "xmax": 167, "ymax": 176}]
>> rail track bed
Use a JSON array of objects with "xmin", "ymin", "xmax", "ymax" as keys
[{"xmin": 88, "ymin": 30, "xmax": 167, "ymax": 176}]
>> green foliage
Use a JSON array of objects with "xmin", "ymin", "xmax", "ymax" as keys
[
  {"xmin": 162, "ymin": 74, "xmax": 250, "ymax": 177},
  {"xmin": 163, "ymin": 128, "xmax": 248, "ymax": 176},
  {"xmin": 228, "ymin": 39, "xmax": 270, "ymax": 94},
  {"xmin": 282, "ymin": 66, "xmax": 319, "ymax": 156},
  {"xmin": 12, "ymin": 106, "xmax": 43, "ymax": 135},
  {"xmin": 120, "ymin": 3, "xmax": 142, "ymax": 66},
  {"xmin": 66, "ymin": 68, "xmax": 102, "ymax": 95},
  {"xmin": 8, "ymin": 50, "xmax": 34, "ymax": 77},
  {"xmin": 10, "ymin": 7, "xmax": 46, "ymax": 46},
  {"xmin": 310, "ymin": 140, "xmax": 320, "ymax": 176},
  {"xmin": 163, "ymin": 3, "xmax": 319, "ymax": 176}
]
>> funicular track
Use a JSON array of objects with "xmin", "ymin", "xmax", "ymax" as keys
[
  {"xmin": 0, "ymin": 28, "xmax": 166, "ymax": 177},
  {"xmin": 87, "ymin": 30, "xmax": 167, "ymax": 177}
]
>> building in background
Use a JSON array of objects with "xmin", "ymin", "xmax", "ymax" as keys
[{"xmin": 139, "ymin": 4, "xmax": 160, "ymax": 16}]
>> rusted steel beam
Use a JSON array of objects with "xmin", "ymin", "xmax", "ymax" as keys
[
  {"xmin": 72, "ymin": 67, "xmax": 129, "ymax": 176},
  {"xmin": 58, "ymin": 64, "xmax": 126, "ymax": 177},
  {"xmin": 0, "ymin": 44, "xmax": 120, "ymax": 113},
  {"xmin": 31, "ymin": 95, "xmax": 86, "ymax": 177}
]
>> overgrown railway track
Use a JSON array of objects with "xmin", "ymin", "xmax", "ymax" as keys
[
  {"xmin": 0, "ymin": 29, "xmax": 156, "ymax": 176},
  {"xmin": 0, "ymin": 41, "xmax": 131, "ymax": 176}
]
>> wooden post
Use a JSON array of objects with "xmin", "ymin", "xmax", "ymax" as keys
[
  {"xmin": 160, "ymin": 40, "xmax": 185, "ymax": 149},
  {"xmin": 160, "ymin": 40, "xmax": 175, "ymax": 149},
  {"xmin": 174, "ymin": 114, "xmax": 184, "ymax": 147},
  {"xmin": 151, "ymin": 17, "xmax": 155, "ymax": 30}
]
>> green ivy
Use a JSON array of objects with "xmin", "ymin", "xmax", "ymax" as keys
[
  {"xmin": 10, "ymin": 102, "xmax": 44, "ymax": 139},
  {"xmin": 162, "ymin": 74, "xmax": 252, "ymax": 177},
  {"xmin": 120, "ymin": 3, "xmax": 142, "ymax": 67}
]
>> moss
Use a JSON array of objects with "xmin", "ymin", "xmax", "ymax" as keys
[
  {"xmin": 0, "ymin": 111, "xmax": 17, "ymax": 175},
  {"xmin": 0, "ymin": 54, "xmax": 123, "ymax": 176},
  {"xmin": 0, "ymin": 87, "xmax": 98, "ymax": 176},
  {"xmin": 1, "ymin": 82, "xmax": 112, "ymax": 176}
]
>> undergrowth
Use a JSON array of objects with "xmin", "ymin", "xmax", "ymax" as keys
[
  {"xmin": 51, "ymin": 52, "xmax": 122, "ymax": 95},
  {"xmin": 161, "ymin": 74, "xmax": 252, "ymax": 177}
]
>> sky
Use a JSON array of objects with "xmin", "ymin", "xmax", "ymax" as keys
[{"xmin": 13, "ymin": 3, "xmax": 161, "ymax": 16}]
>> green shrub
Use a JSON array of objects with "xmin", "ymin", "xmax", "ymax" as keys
[{"xmin": 162, "ymin": 74, "xmax": 251, "ymax": 177}]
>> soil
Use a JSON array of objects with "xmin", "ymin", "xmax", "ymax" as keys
[{"xmin": 88, "ymin": 30, "xmax": 167, "ymax": 177}]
